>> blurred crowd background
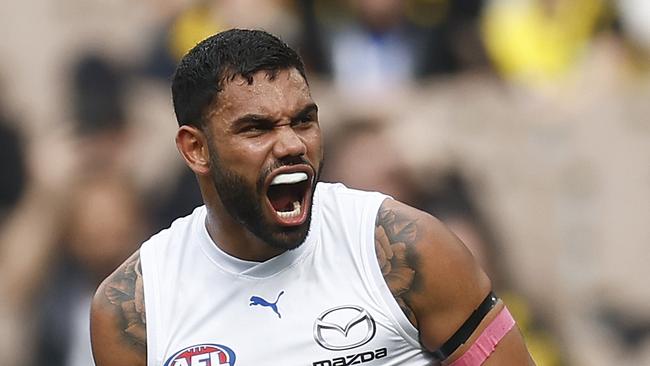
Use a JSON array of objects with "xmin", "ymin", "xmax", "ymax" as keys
[{"xmin": 1, "ymin": 0, "xmax": 649, "ymax": 365}]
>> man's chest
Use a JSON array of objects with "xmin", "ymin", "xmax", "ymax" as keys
[{"xmin": 159, "ymin": 272, "xmax": 399, "ymax": 366}]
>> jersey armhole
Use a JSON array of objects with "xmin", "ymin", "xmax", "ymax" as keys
[
  {"xmin": 359, "ymin": 196, "xmax": 424, "ymax": 349},
  {"xmin": 140, "ymin": 242, "xmax": 161, "ymax": 366}
]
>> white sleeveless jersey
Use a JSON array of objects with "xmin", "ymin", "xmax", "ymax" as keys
[{"xmin": 140, "ymin": 182, "xmax": 435, "ymax": 366}]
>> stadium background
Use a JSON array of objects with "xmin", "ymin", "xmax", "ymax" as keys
[{"xmin": 1, "ymin": 0, "xmax": 649, "ymax": 365}]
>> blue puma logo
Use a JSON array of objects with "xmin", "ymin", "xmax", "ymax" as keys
[{"xmin": 249, "ymin": 291, "xmax": 285, "ymax": 318}]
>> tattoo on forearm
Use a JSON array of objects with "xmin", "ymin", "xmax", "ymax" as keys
[
  {"xmin": 104, "ymin": 253, "xmax": 147, "ymax": 350},
  {"xmin": 375, "ymin": 205, "xmax": 419, "ymax": 326}
]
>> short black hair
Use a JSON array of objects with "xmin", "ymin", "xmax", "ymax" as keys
[{"xmin": 171, "ymin": 29, "xmax": 307, "ymax": 127}]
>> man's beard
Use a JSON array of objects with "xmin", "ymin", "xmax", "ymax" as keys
[{"xmin": 208, "ymin": 147, "xmax": 320, "ymax": 251}]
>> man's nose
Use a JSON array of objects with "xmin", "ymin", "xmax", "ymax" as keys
[{"xmin": 273, "ymin": 125, "xmax": 307, "ymax": 158}]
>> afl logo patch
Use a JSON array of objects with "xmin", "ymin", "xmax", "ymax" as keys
[{"xmin": 164, "ymin": 344, "xmax": 236, "ymax": 366}]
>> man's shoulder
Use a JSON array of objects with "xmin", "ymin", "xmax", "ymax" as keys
[
  {"xmin": 160, "ymin": 205, "xmax": 206, "ymax": 233},
  {"xmin": 317, "ymin": 182, "xmax": 390, "ymax": 204},
  {"xmin": 91, "ymin": 251, "xmax": 147, "ymax": 366},
  {"xmin": 373, "ymin": 199, "xmax": 491, "ymax": 350},
  {"xmin": 374, "ymin": 198, "xmax": 483, "ymax": 276},
  {"xmin": 142, "ymin": 205, "xmax": 206, "ymax": 248}
]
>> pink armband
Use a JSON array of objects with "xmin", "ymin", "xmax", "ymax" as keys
[{"xmin": 448, "ymin": 307, "xmax": 516, "ymax": 366}]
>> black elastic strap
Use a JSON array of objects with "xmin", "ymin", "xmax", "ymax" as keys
[{"xmin": 431, "ymin": 291, "xmax": 499, "ymax": 361}]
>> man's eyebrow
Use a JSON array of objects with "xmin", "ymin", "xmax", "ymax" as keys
[
  {"xmin": 231, "ymin": 103, "xmax": 319, "ymax": 129},
  {"xmin": 231, "ymin": 113, "xmax": 275, "ymax": 129},
  {"xmin": 292, "ymin": 103, "xmax": 319, "ymax": 120}
]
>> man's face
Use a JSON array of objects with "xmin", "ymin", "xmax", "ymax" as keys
[{"xmin": 204, "ymin": 68, "xmax": 323, "ymax": 250}]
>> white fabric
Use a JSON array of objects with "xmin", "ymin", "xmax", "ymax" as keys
[{"xmin": 140, "ymin": 182, "xmax": 434, "ymax": 366}]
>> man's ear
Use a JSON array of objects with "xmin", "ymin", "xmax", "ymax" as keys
[{"xmin": 176, "ymin": 125, "xmax": 211, "ymax": 176}]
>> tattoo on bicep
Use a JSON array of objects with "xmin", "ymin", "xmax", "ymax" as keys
[
  {"xmin": 104, "ymin": 253, "xmax": 147, "ymax": 350},
  {"xmin": 374, "ymin": 205, "xmax": 419, "ymax": 326}
]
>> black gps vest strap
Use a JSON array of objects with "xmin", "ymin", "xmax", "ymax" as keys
[{"xmin": 431, "ymin": 291, "xmax": 499, "ymax": 361}]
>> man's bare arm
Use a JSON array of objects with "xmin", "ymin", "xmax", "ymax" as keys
[
  {"xmin": 374, "ymin": 201, "xmax": 419, "ymax": 327},
  {"xmin": 375, "ymin": 199, "xmax": 534, "ymax": 365},
  {"xmin": 91, "ymin": 251, "xmax": 147, "ymax": 366}
]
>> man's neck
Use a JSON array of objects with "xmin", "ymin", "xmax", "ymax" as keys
[{"xmin": 203, "ymin": 206, "xmax": 286, "ymax": 262}]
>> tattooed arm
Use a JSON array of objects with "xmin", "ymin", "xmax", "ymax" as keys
[
  {"xmin": 375, "ymin": 199, "xmax": 534, "ymax": 365},
  {"xmin": 91, "ymin": 251, "xmax": 147, "ymax": 366}
]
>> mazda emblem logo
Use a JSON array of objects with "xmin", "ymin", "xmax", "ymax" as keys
[{"xmin": 313, "ymin": 305, "xmax": 376, "ymax": 351}]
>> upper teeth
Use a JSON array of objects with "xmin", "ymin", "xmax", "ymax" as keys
[{"xmin": 270, "ymin": 172, "xmax": 308, "ymax": 185}]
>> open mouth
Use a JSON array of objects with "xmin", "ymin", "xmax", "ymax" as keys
[{"xmin": 265, "ymin": 169, "xmax": 313, "ymax": 226}]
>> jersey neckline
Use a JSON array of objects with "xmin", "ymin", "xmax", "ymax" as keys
[{"xmin": 195, "ymin": 184, "xmax": 321, "ymax": 279}]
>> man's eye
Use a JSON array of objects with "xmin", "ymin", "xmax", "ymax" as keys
[
  {"xmin": 240, "ymin": 126, "xmax": 257, "ymax": 133},
  {"xmin": 295, "ymin": 115, "xmax": 315, "ymax": 125},
  {"xmin": 241, "ymin": 124, "xmax": 270, "ymax": 133}
]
